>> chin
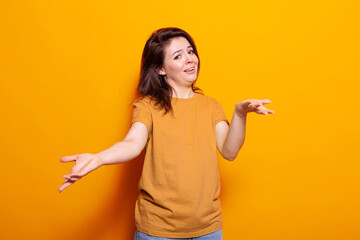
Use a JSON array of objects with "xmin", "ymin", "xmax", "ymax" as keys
[
  {"xmin": 187, "ymin": 78, "xmax": 197, "ymax": 85},
  {"xmin": 186, "ymin": 74, "xmax": 198, "ymax": 82}
]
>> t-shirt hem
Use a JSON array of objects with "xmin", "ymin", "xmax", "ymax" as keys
[{"xmin": 135, "ymin": 223, "xmax": 223, "ymax": 238}]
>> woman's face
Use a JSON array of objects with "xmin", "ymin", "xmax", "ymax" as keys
[{"xmin": 158, "ymin": 37, "xmax": 199, "ymax": 89}]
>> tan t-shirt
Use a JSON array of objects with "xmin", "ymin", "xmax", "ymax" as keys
[{"xmin": 131, "ymin": 93, "xmax": 228, "ymax": 238}]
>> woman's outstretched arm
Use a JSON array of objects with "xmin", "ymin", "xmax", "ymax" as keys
[
  {"xmin": 58, "ymin": 122, "xmax": 148, "ymax": 193},
  {"xmin": 215, "ymin": 99, "xmax": 274, "ymax": 161}
]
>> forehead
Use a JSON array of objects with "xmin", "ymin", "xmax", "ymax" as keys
[{"xmin": 165, "ymin": 37, "xmax": 192, "ymax": 54}]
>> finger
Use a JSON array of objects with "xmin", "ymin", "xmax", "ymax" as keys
[
  {"xmin": 261, "ymin": 99, "xmax": 272, "ymax": 104},
  {"xmin": 70, "ymin": 177, "xmax": 81, "ymax": 181},
  {"xmin": 249, "ymin": 101, "xmax": 261, "ymax": 108},
  {"xmin": 257, "ymin": 110, "xmax": 268, "ymax": 115},
  {"xmin": 58, "ymin": 179, "xmax": 75, "ymax": 193},
  {"xmin": 255, "ymin": 106, "xmax": 268, "ymax": 115},
  {"xmin": 256, "ymin": 105, "xmax": 266, "ymax": 110},
  {"xmin": 259, "ymin": 109, "xmax": 275, "ymax": 115},
  {"xmin": 261, "ymin": 106, "xmax": 275, "ymax": 114},
  {"xmin": 242, "ymin": 100, "xmax": 252, "ymax": 108},
  {"xmin": 69, "ymin": 174, "xmax": 82, "ymax": 181},
  {"xmin": 60, "ymin": 155, "xmax": 78, "ymax": 163},
  {"xmin": 63, "ymin": 175, "xmax": 81, "ymax": 181},
  {"xmin": 255, "ymin": 100, "xmax": 263, "ymax": 107},
  {"xmin": 70, "ymin": 171, "xmax": 85, "ymax": 178}
]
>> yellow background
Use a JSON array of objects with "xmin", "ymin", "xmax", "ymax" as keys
[{"xmin": 1, "ymin": 0, "xmax": 359, "ymax": 239}]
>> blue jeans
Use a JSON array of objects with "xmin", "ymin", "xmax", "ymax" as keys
[{"xmin": 134, "ymin": 229, "xmax": 223, "ymax": 240}]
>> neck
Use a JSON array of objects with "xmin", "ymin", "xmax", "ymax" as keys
[
  {"xmin": 165, "ymin": 80, "xmax": 195, "ymax": 98},
  {"xmin": 171, "ymin": 87, "xmax": 195, "ymax": 99}
]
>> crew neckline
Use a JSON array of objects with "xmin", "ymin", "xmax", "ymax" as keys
[{"xmin": 171, "ymin": 93, "xmax": 198, "ymax": 100}]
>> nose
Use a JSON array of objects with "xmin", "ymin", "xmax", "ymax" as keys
[{"xmin": 185, "ymin": 53, "xmax": 194, "ymax": 64}]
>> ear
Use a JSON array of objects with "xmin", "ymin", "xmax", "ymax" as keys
[{"xmin": 156, "ymin": 67, "xmax": 166, "ymax": 76}]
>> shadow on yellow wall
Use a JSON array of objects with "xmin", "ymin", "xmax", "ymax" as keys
[{"xmin": 62, "ymin": 153, "xmax": 144, "ymax": 240}]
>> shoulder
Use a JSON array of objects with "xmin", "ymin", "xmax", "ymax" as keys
[
  {"xmin": 132, "ymin": 96, "xmax": 156, "ymax": 115},
  {"xmin": 133, "ymin": 95, "xmax": 157, "ymax": 108},
  {"xmin": 195, "ymin": 93, "xmax": 221, "ymax": 106},
  {"xmin": 133, "ymin": 95, "xmax": 153, "ymax": 104}
]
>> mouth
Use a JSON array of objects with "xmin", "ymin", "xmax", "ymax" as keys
[{"xmin": 184, "ymin": 67, "xmax": 196, "ymax": 73}]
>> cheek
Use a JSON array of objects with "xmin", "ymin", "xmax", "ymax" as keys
[
  {"xmin": 194, "ymin": 56, "xmax": 199, "ymax": 64},
  {"xmin": 167, "ymin": 62, "xmax": 183, "ymax": 73}
]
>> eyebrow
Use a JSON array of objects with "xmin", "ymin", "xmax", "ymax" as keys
[{"xmin": 172, "ymin": 46, "xmax": 193, "ymax": 56}]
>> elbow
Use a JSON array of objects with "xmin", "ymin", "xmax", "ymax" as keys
[
  {"xmin": 222, "ymin": 143, "xmax": 244, "ymax": 161},
  {"xmin": 226, "ymin": 156, "xmax": 237, "ymax": 161},
  {"xmin": 221, "ymin": 146, "xmax": 238, "ymax": 161},
  {"xmin": 130, "ymin": 144, "xmax": 144, "ymax": 159},
  {"xmin": 134, "ymin": 147, "xmax": 144, "ymax": 158},
  {"xmin": 222, "ymin": 153, "xmax": 237, "ymax": 161}
]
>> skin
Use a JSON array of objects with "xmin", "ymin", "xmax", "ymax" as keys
[
  {"xmin": 58, "ymin": 36, "xmax": 275, "ymax": 193},
  {"xmin": 157, "ymin": 37, "xmax": 199, "ymax": 98}
]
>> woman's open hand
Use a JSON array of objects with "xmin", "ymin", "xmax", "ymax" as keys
[
  {"xmin": 58, "ymin": 153, "xmax": 104, "ymax": 193},
  {"xmin": 235, "ymin": 99, "xmax": 275, "ymax": 116}
]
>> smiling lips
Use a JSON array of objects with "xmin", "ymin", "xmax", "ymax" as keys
[{"xmin": 184, "ymin": 67, "xmax": 196, "ymax": 73}]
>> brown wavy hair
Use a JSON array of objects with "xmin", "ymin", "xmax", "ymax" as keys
[{"xmin": 137, "ymin": 27, "xmax": 202, "ymax": 113}]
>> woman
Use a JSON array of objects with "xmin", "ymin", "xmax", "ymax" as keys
[{"xmin": 59, "ymin": 27, "xmax": 274, "ymax": 239}]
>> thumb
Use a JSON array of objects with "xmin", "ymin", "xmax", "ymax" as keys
[{"xmin": 60, "ymin": 155, "xmax": 78, "ymax": 163}]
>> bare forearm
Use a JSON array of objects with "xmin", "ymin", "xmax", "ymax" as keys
[
  {"xmin": 96, "ymin": 141, "xmax": 142, "ymax": 165},
  {"xmin": 217, "ymin": 99, "xmax": 274, "ymax": 162},
  {"xmin": 222, "ymin": 111, "xmax": 247, "ymax": 160}
]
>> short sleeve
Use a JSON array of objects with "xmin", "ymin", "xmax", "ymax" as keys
[
  {"xmin": 212, "ymin": 99, "xmax": 229, "ymax": 127},
  {"xmin": 131, "ymin": 97, "xmax": 153, "ymax": 134}
]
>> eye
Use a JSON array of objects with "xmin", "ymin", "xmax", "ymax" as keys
[
  {"xmin": 174, "ymin": 55, "xmax": 180, "ymax": 60},
  {"xmin": 188, "ymin": 49, "xmax": 194, "ymax": 54}
]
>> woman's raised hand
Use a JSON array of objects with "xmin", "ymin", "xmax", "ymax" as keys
[
  {"xmin": 235, "ymin": 99, "xmax": 275, "ymax": 116},
  {"xmin": 58, "ymin": 153, "xmax": 104, "ymax": 193}
]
